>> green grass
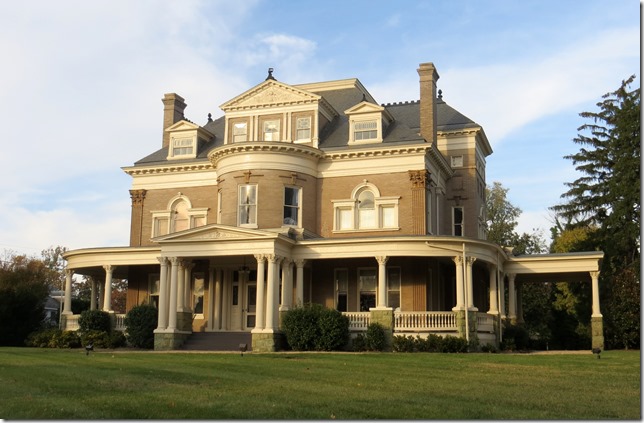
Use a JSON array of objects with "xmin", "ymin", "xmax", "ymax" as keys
[{"xmin": 0, "ymin": 348, "xmax": 639, "ymax": 419}]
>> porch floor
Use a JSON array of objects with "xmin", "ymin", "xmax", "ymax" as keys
[{"xmin": 181, "ymin": 332, "xmax": 253, "ymax": 352}]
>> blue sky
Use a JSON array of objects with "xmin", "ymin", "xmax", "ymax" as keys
[{"xmin": 0, "ymin": 0, "xmax": 639, "ymax": 257}]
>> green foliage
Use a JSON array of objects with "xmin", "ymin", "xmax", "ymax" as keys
[
  {"xmin": 364, "ymin": 323, "xmax": 386, "ymax": 351},
  {"xmin": 124, "ymin": 304, "xmax": 158, "ymax": 349},
  {"xmin": 26, "ymin": 328, "xmax": 62, "ymax": 348},
  {"xmin": 78, "ymin": 310, "xmax": 111, "ymax": 334},
  {"xmin": 604, "ymin": 267, "xmax": 640, "ymax": 349},
  {"xmin": 109, "ymin": 331, "xmax": 127, "ymax": 348},
  {"xmin": 80, "ymin": 330, "xmax": 111, "ymax": 348},
  {"xmin": 282, "ymin": 304, "xmax": 350, "ymax": 351},
  {"xmin": 392, "ymin": 334, "xmax": 468, "ymax": 353},
  {"xmin": 0, "ymin": 255, "xmax": 51, "ymax": 346},
  {"xmin": 501, "ymin": 324, "xmax": 530, "ymax": 351}
]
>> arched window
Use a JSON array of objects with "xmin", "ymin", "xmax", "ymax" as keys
[
  {"xmin": 333, "ymin": 182, "xmax": 400, "ymax": 232},
  {"xmin": 151, "ymin": 194, "xmax": 209, "ymax": 238},
  {"xmin": 172, "ymin": 200, "xmax": 190, "ymax": 232}
]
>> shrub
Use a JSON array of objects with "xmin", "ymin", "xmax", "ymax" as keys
[
  {"xmin": 501, "ymin": 325, "xmax": 530, "ymax": 351},
  {"xmin": 109, "ymin": 331, "xmax": 127, "ymax": 348},
  {"xmin": 392, "ymin": 335, "xmax": 415, "ymax": 352},
  {"xmin": 480, "ymin": 343, "xmax": 498, "ymax": 353},
  {"xmin": 52, "ymin": 330, "xmax": 81, "ymax": 348},
  {"xmin": 365, "ymin": 323, "xmax": 387, "ymax": 351},
  {"xmin": 316, "ymin": 308, "xmax": 350, "ymax": 351},
  {"xmin": 283, "ymin": 304, "xmax": 350, "ymax": 351},
  {"xmin": 80, "ymin": 330, "xmax": 110, "ymax": 348},
  {"xmin": 26, "ymin": 328, "xmax": 60, "ymax": 348},
  {"xmin": 441, "ymin": 335, "xmax": 469, "ymax": 353},
  {"xmin": 124, "ymin": 304, "xmax": 158, "ymax": 349},
  {"xmin": 352, "ymin": 333, "xmax": 368, "ymax": 352},
  {"xmin": 78, "ymin": 310, "xmax": 111, "ymax": 334}
]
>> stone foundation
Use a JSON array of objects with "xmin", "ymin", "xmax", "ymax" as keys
[
  {"xmin": 369, "ymin": 308, "xmax": 394, "ymax": 351},
  {"xmin": 154, "ymin": 331, "xmax": 191, "ymax": 351},
  {"xmin": 252, "ymin": 331, "xmax": 283, "ymax": 352}
]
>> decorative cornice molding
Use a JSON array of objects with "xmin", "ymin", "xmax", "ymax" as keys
[
  {"xmin": 208, "ymin": 142, "xmax": 325, "ymax": 167},
  {"xmin": 323, "ymin": 145, "xmax": 430, "ymax": 160},
  {"xmin": 123, "ymin": 162, "xmax": 214, "ymax": 176}
]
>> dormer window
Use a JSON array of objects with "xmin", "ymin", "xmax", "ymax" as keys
[
  {"xmin": 171, "ymin": 138, "xmax": 194, "ymax": 157},
  {"xmin": 354, "ymin": 120, "xmax": 378, "ymax": 141},
  {"xmin": 344, "ymin": 101, "xmax": 393, "ymax": 145}
]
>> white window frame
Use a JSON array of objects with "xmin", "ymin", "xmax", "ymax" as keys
[
  {"xmin": 238, "ymin": 184, "xmax": 258, "ymax": 228},
  {"xmin": 295, "ymin": 116, "xmax": 311, "ymax": 142},
  {"xmin": 151, "ymin": 195, "xmax": 208, "ymax": 238},
  {"xmin": 168, "ymin": 136, "xmax": 196, "ymax": 159},
  {"xmin": 283, "ymin": 186, "xmax": 301, "ymax": 227},
  {"xmin": 262, "ymin": 119, "xmax": 280, "ymax": 141},
  {"xmin": 332, "ymin": 183, "xmax": 400, "ymax": 233},
  {"xmin": 233, "ymin": 122, "xmax": 248, "ymax": 143}
]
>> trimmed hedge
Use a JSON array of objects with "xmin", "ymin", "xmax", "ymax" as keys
[
  {"xmin": 78, "ymin": 310, "xmax": 112, "ymax": 334},
  {"xmin": 282, "ymin": 304, "xmax": 350, "ymax": 351},
  {"xmin": 26, "ymin": 329, "xmax": 81, "ymax": 348}
]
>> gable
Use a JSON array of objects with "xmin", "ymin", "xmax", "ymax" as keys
[
  {"xmin": 221, "ymin": 80, "xmax": 321, "ymax": 112},
  {"xmin": 165, "ymin": 120, "xmax": 201, "ymax": 132}
]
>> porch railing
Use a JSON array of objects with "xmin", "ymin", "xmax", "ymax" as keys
[
  {"xmin": 62, "ymin": 313, "xmax": 127, "ymax": 332},
  {"xmin": 342, "ymin": 312, "xmax": 370, "ymax": 331},
  {"xmin": 476, "ymin": 312, "xmax": 495, "ymax": 333},
  {"xmin": 394, "ymin": 311, "xmax": 457, "ymax": 331}
]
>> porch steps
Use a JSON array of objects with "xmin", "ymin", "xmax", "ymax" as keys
[{"xmin": 181, "ymin": 332, "xmax": 252, "ymax": 352}]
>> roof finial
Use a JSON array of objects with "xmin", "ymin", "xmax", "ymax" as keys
[
  {"xmin": 207, "ymin": 113, "xmax": 212, "ymax": 123},
  {"xmin": 266, "ymin": 67, "xmax": 275, "ymax": 81},
  {"xmin": 438, "ymin": 89, "xmax": 443, "ymax": 100}
]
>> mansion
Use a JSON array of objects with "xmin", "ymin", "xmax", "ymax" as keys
[{"xmin": 62, "ymin": 62, "xmax": 604, "ymax": 351}]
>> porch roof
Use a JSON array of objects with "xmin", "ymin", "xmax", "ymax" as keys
[{"xmin": 504, "ymin": 251, "xmax": 604, "ymax": 283}]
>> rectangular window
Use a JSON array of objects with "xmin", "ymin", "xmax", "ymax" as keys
[
  {"xmin": 238, "ymin": 184, "xmax": 257, "ymax": 226},
  {"xmin": 149, "ymin": 274, "xmax": 160, "ymax": 308},
  {"xmin": 381, "ymin": 206, "xmax": 395, "ymax": 228},
  {"xmin": 263, "ymin": 119, "xmax": 280, "ymax": 141},
  {"xmin": 233, "ymin": 122, "xmax": 248, "ymax": 143},
  {"xmin": 338, "ymin": 208, "xmax": 353, "ymax": 230},
  {"xmin": 354, "ymin": 120, "xmax": 377, "ymax": 140},
  {"xmin": 193, "ymin": 273, "xmax": 204, "ymax": 314},
  {"xmin": 387, "ymin": 267, "xmax": 401, "ymax": 310},
  {"xmin": 335, "ymin": 269, "xmax": 348, "ymax": 312},
  {"xmin": 453, "ymin": 207, "xmax": 464, "ymax": 236},
  {"xmin": 283, "ymin": 186, "xmax": 300, "ymax": 226},
  {"xmin": 358, "ymin": 268, "xmax": 377, "ymax": 311},
  {"xmin": 295, "ymin": 117, "xmax": 311, "ymax": 141},
  {"xmin": 172, "ymin": 138, "xmax": 194, "ymax": 156}
]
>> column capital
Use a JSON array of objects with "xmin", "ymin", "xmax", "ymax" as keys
[
  {"xmin": 375, "ymin": 256, "xmax": 389, "ymax": 266},
  {"xmin": 452, "ymin": 255, "xmax": 463, "ymax": 266},
  {"xmin": 590, "ymin": 270, "xmax": 600, "ymax": 279},
  {"xmin": 294, "ymin": 259, "xmax": 306, "ymax": 268},
  {"xmin": 157, "ymin": 256, "xmax": 169, "ymax": 266},
  {"xmin": 169, "ymin": 256, "xmax": 180, "ymax": 266},
  {"xmin": 102, "ymin": 264, "xmax": 116, "ymax": 273},
  {"xmin": 65, "ymin": 268, "xmax": 74, "ymax": 277},
  {"xmin": 466, "ymin": 256, "xmax": 477, "ymax": 266},
  {"xmin": 254, "ymin": 254, "xmax": 266, "ymax": 263}
]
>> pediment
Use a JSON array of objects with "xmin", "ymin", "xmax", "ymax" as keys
[
  {"xmin": 221, "ymin": 80, "xmax": 321, "ymax": 111},
  {"xmin": 153, "ymin": 224, "xmax": 278, "ymax": 243},
  {"xmin": 344, "ymin": 101, "xmax": 385, "ymax": 115},
  {"xmin": 165, "ymin": 120, "xmax": 200, "ymax": 132}
]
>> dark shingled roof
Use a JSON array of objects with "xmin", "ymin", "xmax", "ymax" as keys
[{"xmin": 133, "ymin": 82, "xmax": 480, "ymax": 165}]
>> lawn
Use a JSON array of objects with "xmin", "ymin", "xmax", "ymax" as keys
[{"xmin": 0, "ymin": 348, "xmax": 639, "ymax": 419}]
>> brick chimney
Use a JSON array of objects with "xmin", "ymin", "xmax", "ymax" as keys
[
  {"xmin": 417, "ymin": 62, "xmax": 439, "ymax": 143},
  {"xmin": 162, "ymin": 93, "xmax": 187, "ymax": 149}
]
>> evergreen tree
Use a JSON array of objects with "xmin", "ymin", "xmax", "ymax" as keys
[{"xmin": 551, "ymin": 76, "xmax": 640, "ymax": 349}]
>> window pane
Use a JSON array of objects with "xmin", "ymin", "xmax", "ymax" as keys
[
  {"xmin": 339, "ymin": 208, "xmax": 352, "ymax": 230},
  {"xmin": 233, "ymin": 122, "xmax": 247, "ymax": 142},
  {"xmin": 283, "ymin": 187, "xmax": 299, "ymax": 225},
  {"xmin": 239, "ymin": 185, "xmax": 257, "ymax": 225},
  {"xmin": 296, "ymin": 117, "xmax": 311, "ymax": 141},
  {"xmin": 263, "ymin": 120, "xmax": 280, "ymax": 141},
  {"xmin": 359, "ymin": 269, "xmax": 377, "ymax": 291},
  {"xmin": 193, "ymin": 276, "xmax": 204, "ymax": 314},
  {"xmin": 337, "ymin": 294, "xmax": 347, "ymax": 312},
  {"xmin": 359, "ymin": 293, "xmax": 376, "ymax": 311},
  {"xmin": 382, "ymin": 206, "xmax": 395, "ymax": 228}
]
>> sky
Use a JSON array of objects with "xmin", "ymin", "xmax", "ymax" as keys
[{"xmin": 0, "ymin": 0, "xmax": 639, "ymax": 258}]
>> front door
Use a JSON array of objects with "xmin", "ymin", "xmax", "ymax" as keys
[{"xmin": 229, "ymin": 280, "xmax": 242, "ymax": 331}]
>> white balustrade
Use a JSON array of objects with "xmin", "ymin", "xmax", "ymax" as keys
[
  {"xmin": 394, "ymin": 311, "xmax": 457, "ymax": 331},
  {"xmin": 476, "ymin": 313, "xmax": 495, "ymax": 333},
  {"xmin": 114, "ymin": 314, "xmax": 127, "ymax": 332},
  {"xmin": 342, "ymin": 312, "xmax": 370, "ymax": 331}
]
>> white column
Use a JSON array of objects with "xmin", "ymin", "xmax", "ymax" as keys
[
  {"xmin": 499, "ymin": 272, "xmax": 506, "ymax": 319},
  {"xmin": 508, "ymin": 273, "xmax": 517, "ymax": 322},
  {"xmin": 488, "ymin": 264, "xmax": 498, "ymax": 314},
  {"xmin": 254, "ymin": 254, "xmax": 266, "ymax": 332},
  {"xmin": 167, "ymin": 257, "xmax": 179, "ymax": 331},
  {"xmin": 294, "ymin": 259, "xmax": 305, "ymax": 307},
  {"xmin": 376, "ymin": 256, "xmax": 389, "ymax": 308},
  {"xmin": 280, "ymin": 259, "xmax": 293, "ymax": 311},
  {"xmin": 465, "ymin": 257, "xmax": 477, "ymax": 311},
  {"xmin": 591, "ymin": 271, "xmax": 602, "ymax": 317},
  {"xmin": 207, "ymin": 265, "xmax": 215, "ymax": 331},
  {"xmin": 184, "ymin": 261, "xmax": 194, "ymax": 312},
  {"xmin": 156, "ymin": 257, "xmax": 169, "ymax": 331},
  {"xmin": 452, "ymin": 256, "xmax": 464, "ymax": 310},
  {"xmin": 90, "ymin": 279, "xmax": 97, "ymax": 311},
  {"xmin": 102, "ymin": 265, "xmax": 115, "ymax": 312},
  {"xmin": 62, "ymin": 269, "xmax": 73, "ymax": 315},
  {"xmin": 214, "ymin": 268, "xmax": 222, "ymax": 331},
  {"xmin": 177, "ymin": 260, "xmax": 185, "ymax": 312},
  {"xmin": 265, "ymin": 255, "xmax": 280, "ymax": 331}
]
